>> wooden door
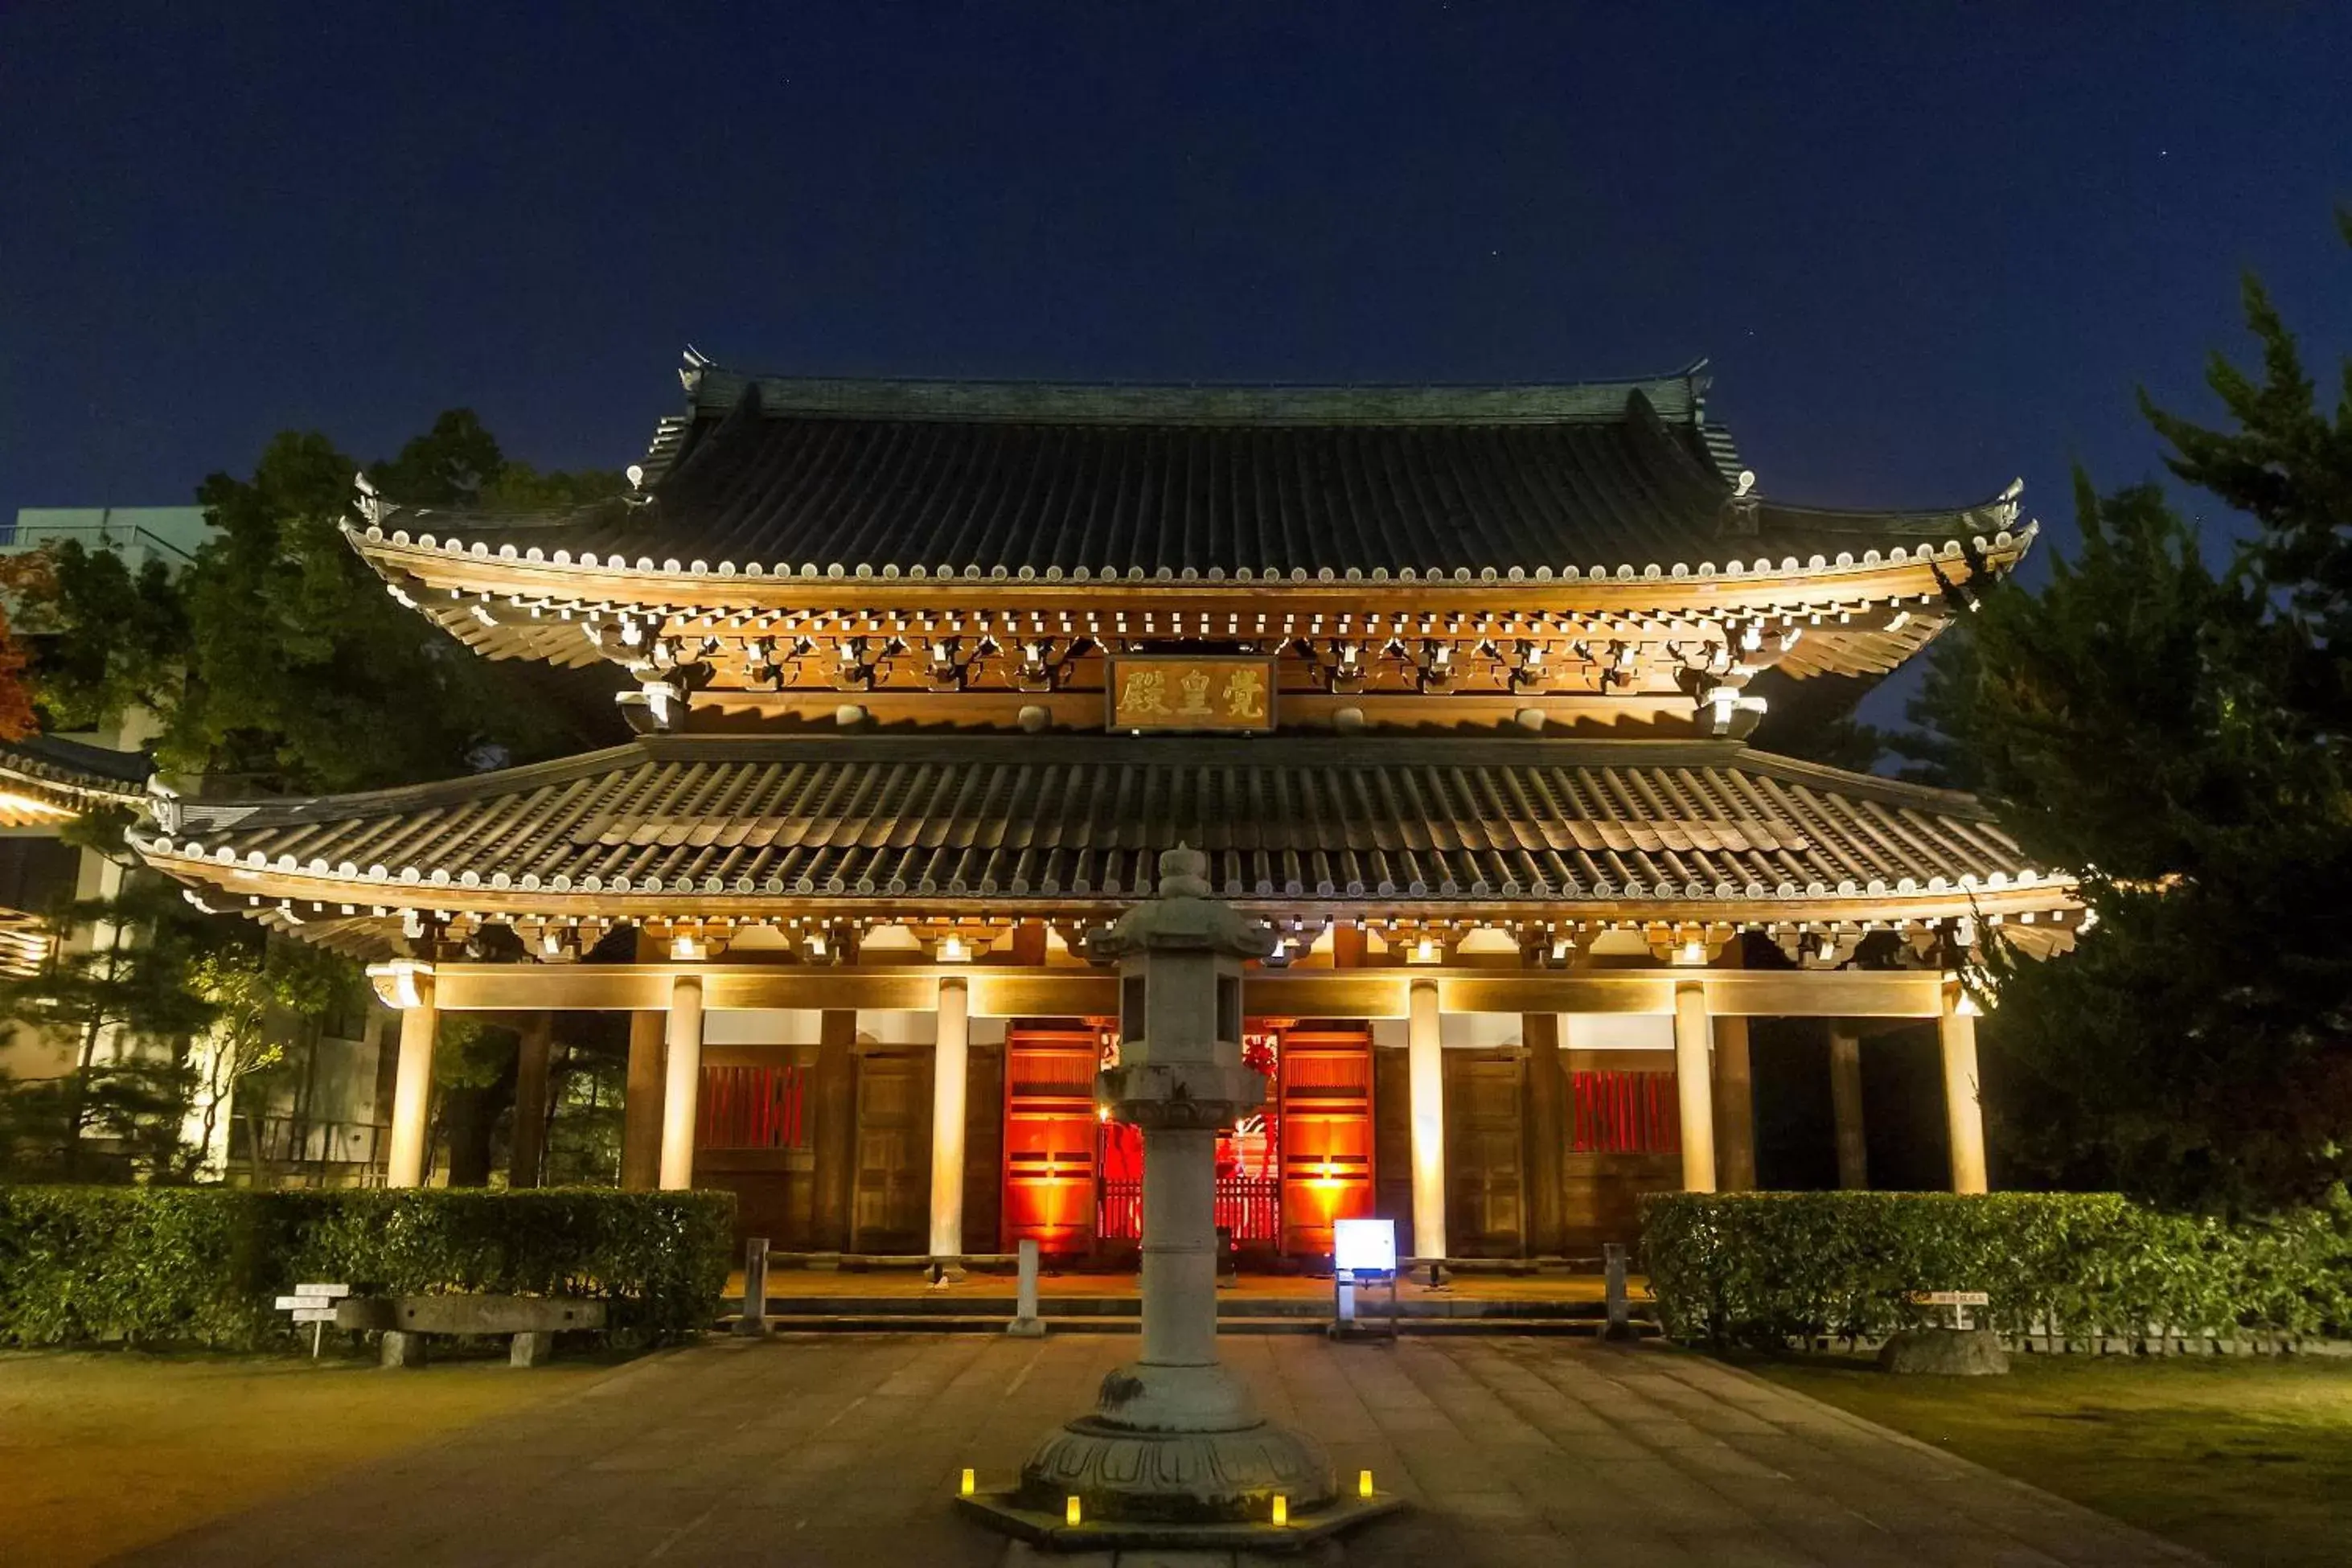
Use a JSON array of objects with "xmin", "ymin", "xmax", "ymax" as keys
[
  {"xmin": 1002, "ymin": 1026, "xmax": 1100, "ymax": 1254},
  {"xmin": 1373, "ymin": 1045, "xmax": 1414, "ymax": 1258},
  {"xmin": 1445, "ymin": 1049, "xmax": 1527, "ymax": 1257},
  {"xmin": 1279, "ymin": 1026, "xmax": 1374, "ymax": 1257},
  {"xmin": 851, "ymin": 1047, "xmax": 933, "ymax": 1254},
  {"xmin": 961, "ymin": 1041, "xmax": 1004, "ymax": 1257}
]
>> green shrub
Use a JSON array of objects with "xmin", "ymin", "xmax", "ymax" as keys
[
  {"xmin": 1640, "ymin": 1191, "xmax": 2352, "ymax": 1348},
  {"xmin": 0, "ymin": 1186, "xmax": 735, "ymax": 1350}
]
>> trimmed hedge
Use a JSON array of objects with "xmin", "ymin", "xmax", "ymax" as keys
[
  {"xmin": 1640, "ymin": 1191, "xmax": 2352, "ymax": 1349},
  {"xmin": 0, "ymin": 1186, "xmax": 736, "ymax": 1350}
]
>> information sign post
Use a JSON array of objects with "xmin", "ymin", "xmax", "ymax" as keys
[
  {"xmin": 273, "ymin": 1283, "xmax": 352, "ymax": 1357},
  {"xmin": 1331, "ymin": 1218, "xmax": 1399, "ymax": 1340}
]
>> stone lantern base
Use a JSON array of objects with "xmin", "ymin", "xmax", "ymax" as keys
[
  {"xmin": 956, "ymin": 1361, "xmax": 1402, "ymax": 1551},
  {"xmin": 1017, "ymin": 1364, "xmax": 1335, "ymax": 1524}
]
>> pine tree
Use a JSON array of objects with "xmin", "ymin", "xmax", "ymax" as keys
[
  {"xmin": 1908, "ymin": 217, "xmax": 2352, "ymax": 1213},
  {"xmin": 0, "ymin": 864, "xmax": 220, "ymax": 1181}
]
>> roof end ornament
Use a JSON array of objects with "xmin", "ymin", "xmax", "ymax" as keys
[
  {"xmin": 351, "ymin": 470, "xmax": 388, "ymax": 531},
  {"xmin": 146, "ymin": 774, "xmax": 182, "ymax": 835}
]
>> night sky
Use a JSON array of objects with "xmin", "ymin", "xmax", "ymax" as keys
[{"xmin": 5, "ymin": 5, "xmax": 2347, "ymax": 614}]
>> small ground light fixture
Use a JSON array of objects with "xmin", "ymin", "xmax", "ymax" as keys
[
  {"xmin": 1359, "ymin": 1469, "xmax": 1375, "ymax": 1497},
  {"xmin": 1271, "ymin": 1494, "xmax": 1289, "ymax": 1526},
  {"xmin": 959, "ymin": 1467, "xmax": 975, "ymax": 1496},
  {"xmin": 1065, "ymin": 1495, "xmax": 1083, "ymax": 1525}
]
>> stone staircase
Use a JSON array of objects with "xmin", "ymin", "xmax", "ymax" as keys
[{"xmin": 731, "ymin": 1289, "xmax": 1655, "ymax": 1336}]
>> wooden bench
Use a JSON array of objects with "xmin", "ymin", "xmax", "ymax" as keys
[{"xmin": 335, "ymin": 1295, "xmax": 607, "ymax": 1367}]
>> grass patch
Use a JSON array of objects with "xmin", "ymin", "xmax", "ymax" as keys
[
  {"xmin": 0, "ymin": 1346, "xmax": 617, "ymax": 1566},
  {"xmin": 1746, "ymin": 1350, "xmax": 2352, "ymax": 1567}
]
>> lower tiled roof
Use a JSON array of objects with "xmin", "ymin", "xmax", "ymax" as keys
[
  {"xmin": 0, "ymin": 734, "xmax": 152, "ymax": 825},
  {"xmin": 143, "ymin": 735, "xmax": 2047, "ymax": 909}
]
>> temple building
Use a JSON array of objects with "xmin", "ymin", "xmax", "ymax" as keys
[{"xmin": 133, "ymin": 355, "xmax": 2079, "ymax": 1261}]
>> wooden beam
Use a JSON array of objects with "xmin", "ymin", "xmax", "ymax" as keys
[{"xmin": 415, "ymin": 962, "xmax": 1948, "ymax": 1017}]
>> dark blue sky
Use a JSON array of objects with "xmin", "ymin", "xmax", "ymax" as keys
[{"xmin": 4, "ymin": 3, "xmax": 2346, "ymax": 560}]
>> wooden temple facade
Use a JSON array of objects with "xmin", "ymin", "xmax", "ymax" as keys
[{"xmin": 133, "ymin": 357, "xmax": 2077, "ymax": 1261}]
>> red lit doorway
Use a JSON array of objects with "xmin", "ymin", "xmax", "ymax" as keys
[
  {"xmin": 1015, "ymin": 1020, "xmax": 1373, "ymax": 1260},
  {"xmin": 1001, "ymin": 1025, "xmax": 1100, "ymax": 1255},
  {"xmin": 1276, "ymin": 1024, "xmax": 1376, "ymax": 1255},
  {"xmin": 1094, "ymin": 1024, "xmax": 1283, "ymax": 1250}
]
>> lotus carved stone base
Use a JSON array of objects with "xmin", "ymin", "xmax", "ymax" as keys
[{"xmin": 1019, "ymin": 1414, "xmax": 1336, "ymax": 1524}]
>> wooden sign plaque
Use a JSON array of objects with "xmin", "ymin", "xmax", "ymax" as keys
[{"xmin": 1106, "ymin": 655, "xmax": 1277, "ymax": 734}]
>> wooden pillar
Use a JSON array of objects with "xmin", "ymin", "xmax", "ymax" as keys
[
  {"xmin": 1406, "ymin": 978, "xmax": 1447, "ymax": 1261},
  {"xmin": 1673, "ymin": 979, "xmax": 1717, "ymax": 1193},
  {"xmin": 384, "ymin": 967, "xmax": 437, "ymax": 1189},
  {"xmin": 928, "ymin": 976, "xmax": 970, "ymax": 1260},
  {"xmin": 657, "ymin": 973, "xmax": 704, "ymax": 1191},
  {"xmin": 1522, "ymin": 1012, "xmax": 1566, "ymax": 1255},
  {"xmin": 1939, "ymin": 984, "xmax": 1989, "ymax": 1194},
  {"xmin": 1829, "ymin": 1023, "xmax": 1869, "ymax": 1190},
  {"xmin": 1711, "ymin": 1015, "xmax": 1755, "ymax": 1192},
  {"xmin": 509, "ymin": 1010, "xmax": 553, "ymax": 1189},
  {"xmin": 811, "ymin": 1008, "xmax": 858, "ymax": 1250},
  {"xmin": 619, "ymin": 1008, "xmax": 664, "ymax": 1191}
]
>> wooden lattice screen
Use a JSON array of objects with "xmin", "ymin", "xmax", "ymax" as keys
[
  {"xmin": 696, "ymin": 1064, "xmax": 809, "ymax": 1150},
  {"xmin": 1568, "ymin": 1069, "xmax": 1681, "ymax": 1155}
]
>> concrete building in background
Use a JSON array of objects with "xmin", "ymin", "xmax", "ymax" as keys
[{"xmin": 0, "ymin": 506, "xmax": 208, "ymax": 572}]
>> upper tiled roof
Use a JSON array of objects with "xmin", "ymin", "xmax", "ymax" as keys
[
  {"xmin": 142, "ymin": 733, "xmax": 2052, "ymax": 911},
  {"xmin": 371, "ymin": 359, "xmax": 2023, "ymax": 582}
]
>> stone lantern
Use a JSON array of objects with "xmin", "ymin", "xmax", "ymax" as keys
[{"xmin": 964, "ymin": 847, "xmax": 1394, "ymax": 1549}]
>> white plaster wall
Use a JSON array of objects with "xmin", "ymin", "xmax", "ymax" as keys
[
  {"xmin": 1564, "ymin": 1013, "xmax": 1676, "ymax": 1053},
  {"xmin": 703, "ymin": 1008, "xmax": 827, "ymax": 1046},
  {"xmin": 852, "ymin": 1008, "xmax": 1006, "ymax": 1047},
  {"xmin": 1369, "ymin": 1012, "xmax": 1525, "ymax": 1049}
]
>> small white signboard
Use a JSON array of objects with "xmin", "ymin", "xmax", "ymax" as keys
[
  {"xmin": 275, "ymin": 1283, "xmax": 353, "ymax": 1356},
  {"xmin": 1332, "ymin": 1218, "xmax": 1397, "ymax": 1276}
]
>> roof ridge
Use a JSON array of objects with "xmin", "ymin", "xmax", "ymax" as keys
[
  {"xmin": 1730, "ymin": 746, "xmax": 1998, "ymax": 821},
  {"xmin": 1755, "ymin": 478, "xmax": 2026, "ymax": 536},
  {"xmin": 675, "ymin": 361, "xmax": 1715, "ymax": 428},
  {"xmin": 161, "ymin": 741, "xmax": 655, "ymax": 831}
]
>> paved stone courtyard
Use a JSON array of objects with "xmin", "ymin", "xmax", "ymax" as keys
[{"xmin": 121, "ymin": 1335, "xmax": 2202, "ymax": 1567}]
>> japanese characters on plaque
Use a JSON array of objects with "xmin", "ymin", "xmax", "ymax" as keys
[{"xmin": 1106, "ymin": 656, "xmax": 1276, "ymax": 733}]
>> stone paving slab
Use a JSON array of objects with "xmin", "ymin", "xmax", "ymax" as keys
[{"xmin": 113, "ymin": 1335, "xmax": 2205, "ymax": 1567}]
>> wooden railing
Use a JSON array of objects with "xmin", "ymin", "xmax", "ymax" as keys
[{"xmin": 1098, "ymin": 1176, "xmax": 1282, "ymax": 1244}]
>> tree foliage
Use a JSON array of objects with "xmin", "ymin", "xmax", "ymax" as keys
[
  {"xmin": 1914, "ymin": 218, "xmax": 2352, "ymax": 1214},
  {"xmin": 167, "ymin": 413, "xmax": 625, "ymax": 791},
  {"xmin": 186, "ymin": 936, "xmax": 359, "ymax": 1181},
  {"xmin": 0, "ymin": 544, "xmax": 186, "ymax": 733},
  {"xmin": 7, "ymin": 408, "xmax": 623, "ymax": 794}
]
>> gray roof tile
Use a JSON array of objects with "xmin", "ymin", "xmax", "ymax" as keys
[{"xmin": 151, "ymin": 734, "xmax": 2039, "ymax": 913}]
